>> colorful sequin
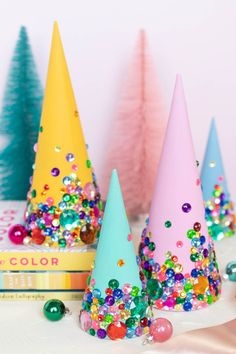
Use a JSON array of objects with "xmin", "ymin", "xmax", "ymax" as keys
[
  {"xmin": 139, "ymin": 220, "xmax": 221, "ymax": 311},
  {"xmin": 80, "ymin": 278, "xmax": 153, "ymax": 339},
  {"xmin": 205, "ymin": 184, "xmax": 235, "ymax": 240},
  {"xmin": 22, "ymin": 167, "xmax": 103, "ymax": 247}
]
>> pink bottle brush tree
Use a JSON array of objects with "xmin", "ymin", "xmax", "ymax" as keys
[{"xmin": 101, "ymin": 30, "xmax": 167, "ymax": 217}]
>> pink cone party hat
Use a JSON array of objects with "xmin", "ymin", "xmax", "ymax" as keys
[
  {"xmin": 139, "ymin": 75, "xmax": 221, "ymax": 312},
  {"xmin": 80, "ymin": 170, "xmax": 153, "ymax": 340}
]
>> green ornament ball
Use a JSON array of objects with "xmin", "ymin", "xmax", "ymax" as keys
[
  {"xmin": 43, "ymin": 299, "xmax": 66, "ymax": 321},
  {"xmin": 226, "ymin": 261, "xmax": 236, "ymax": 282}
]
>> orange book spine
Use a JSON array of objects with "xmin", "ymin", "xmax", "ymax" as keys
[{"xmin": 0, "ymin": 271, "xmax": 89, "ymax": 290}]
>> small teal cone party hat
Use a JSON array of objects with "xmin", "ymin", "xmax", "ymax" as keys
[
  {"xmin": 201, "ymin": 118, "xmax": 235, "ymax": 240},
  {"xmin": 80, "ymin": 170, "xmax": 153, "ymax": 340}
]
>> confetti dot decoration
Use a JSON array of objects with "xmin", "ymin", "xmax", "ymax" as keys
[
  {"xmin": 108, "ymin": 279, "xmax": 119, "ymax": 289},
  {"xmin": 31, "ymin": 189, "xmax": 37, "ymax": 198},
  {"xmin": 165, "ymin": 221, "xmax": 172, "ymax": 228},
  {"xmin": 182, "ymin": 203, "xmax": 191, "ymax": 213},
  {"xmin": 54, "ymin": 145, "xmax": 61, "ymax": 152},
  {"xmin": 176, "ymin": 241, "xmax": 183, "ymax": 248},
  {"xmin": 209, "ymin": 161, "xmax": 216, "ymax": 168},
  {"xmin": 46, "ymin": 197, "xmax": 54, "ymax": 205},
  {"xmin": 196, "ymin": 178, "xmax": 201, "ymax": 186},
  {"xmin": 86, "ymin": 159, "xmax": 92, "ymax": 168},
  {"xmin": 117, "ymin": 259, "xmax": 125, "ymax": 267},
  {"xmin": 66, "ymin": 153, "xmax": 75, "ymax": 162},
  {"xmin": 193, "ymin": 222, "xmax": 201, "ymax": 232},
  {"xmin": 51, "ymin": 167, "xmax": 60, "ymax": 177},
  {"xmin": 72, "ymin": 164, "xmax": 78, "ymax": 171},
  {"xmin": 128, "ymin": 233, "xmax": 133, "ymax": 241}
]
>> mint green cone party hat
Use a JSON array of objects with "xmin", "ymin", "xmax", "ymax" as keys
[
  {"xmin": 92, "ymin": 170, "xmax": 142, "ymax": 290},
  {"xmin": 80, "ymin": 170, "xmax": 153, "ymax": 340},
  {"xmin": 201, "ymin": 118, "xmax": 235, "ymax": 240}
]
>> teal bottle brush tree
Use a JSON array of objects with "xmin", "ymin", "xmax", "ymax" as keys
[{"xmin": 0, "ymin": 26, "xmax": 43, "ymax": 200}]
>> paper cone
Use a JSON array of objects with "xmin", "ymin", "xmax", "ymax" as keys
[
  {"xmin": 139, "ymin": 75, "xmax": 221, "ymax": 312},
  {"xmin": 18, "ymin": 22, "xmax": 103, "ymax": 248},
  {"xmin": 201, "ymin": 118, "xmax": 235, "ymax": 240},
  {"xmin": 80, "ymin": 170, "xmax": 153, "ymax": 340}
]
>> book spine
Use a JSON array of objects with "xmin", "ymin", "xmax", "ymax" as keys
[
  {"xmin": 0, "ymin": 291, "xmax": 83, "ymax": 301},
  {"xmin": 0, "ymin": 204, "xmax": 96, "ymax": 271},
  {"xmin": 0, "ymin": 251, "xmax": 95, "ymax": 271},
  {"xmin": 0, "ymin": 271, "xmax": 89, "ymax": 290}
]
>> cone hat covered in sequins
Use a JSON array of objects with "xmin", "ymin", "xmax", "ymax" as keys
[
  {"xmin": 139, "ymin": 75, "xmax": 221, "ymax": 312},
  {"xmin": 201, "ymin": 118, "xmax": 235, "ymax": 240},
  {"xmin": 80, "ymin": 170, "xmax": 153, "ymax": 339},
  {"xmin": 10, "ymin": 22, "xmax": 103, "ymax": 248}
]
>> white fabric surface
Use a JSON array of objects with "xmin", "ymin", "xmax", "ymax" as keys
[{"xmin": 0, "ymin": 217, "xmax": 235, "ymax": 354}]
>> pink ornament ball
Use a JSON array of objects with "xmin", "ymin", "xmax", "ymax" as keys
[
  {"xmin": 149, "ymin": 318, "xmax": 173, "ymax": 343},
  {"xmin": 8, "ymin": 224, "xmax": 27, "ymax": 245}
]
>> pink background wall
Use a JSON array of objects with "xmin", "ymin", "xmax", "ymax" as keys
[{"xmin": 0, "ymin": 0, "xmax": 235, "ymax": 198}]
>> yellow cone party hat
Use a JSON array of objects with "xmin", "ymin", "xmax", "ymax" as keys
[
  {"xmin": 11, "ymin": 23, "xmax": 103, "ymax": 248},
  {"xmin": 32, "ymin": 22, "xmax": 93, "ymax": 201}
]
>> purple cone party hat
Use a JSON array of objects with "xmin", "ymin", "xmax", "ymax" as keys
[
  {"xmin": 8, "ymin": 22, "xmax": 103, "ymax": 248},
  {"xmin": 201, "ymin": 118, "xmax": 235, "ymax": 241},
  {"xmin": 80, "ymin": 170, "xmax": 153, "ymax": 340},
  {"xmin": 139, "ymin": 76, "xmax": 221, "ymax": 312}
]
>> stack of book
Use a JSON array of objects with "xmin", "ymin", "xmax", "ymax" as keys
[{"xmin": 0, "ymin": 201, "xmax": 95, "ymax": 300}]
